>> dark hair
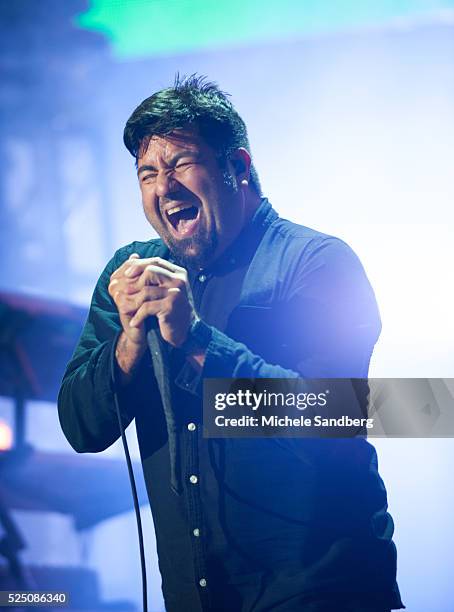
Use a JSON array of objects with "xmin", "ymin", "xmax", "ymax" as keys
[{"xmin": 123, "ymin": 74, "xmax": 261, "ymax": 195}]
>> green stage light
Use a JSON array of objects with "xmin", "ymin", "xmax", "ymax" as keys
[{"xmin": 76, "ymin": 0, "xmax": 454, "ymax": 59}]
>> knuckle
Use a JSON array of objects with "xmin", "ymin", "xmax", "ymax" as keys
[
  {"xmin": 109, "ymin": 287, "xmax": 119, "ymax": 301},
  {"xmin": 173, "ymin": 277, "xmax": 185, "ymax": 290},
  {"xmin": 117, "ymin": 295, "xmax": 129, "ymax": 310},
  {"xmin": 121, "ymin": 260, "xmax": 133, "ymax": 272}
]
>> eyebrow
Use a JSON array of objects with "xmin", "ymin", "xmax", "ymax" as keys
[{"xmin": 137, "ymin": 150, "xmax": 202, "ymax": 175}]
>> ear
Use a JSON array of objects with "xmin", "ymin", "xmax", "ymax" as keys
[{"xmin": 229, "ymin": 148, "xmax": 252, "ymax": 187}]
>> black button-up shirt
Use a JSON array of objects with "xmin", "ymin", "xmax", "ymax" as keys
[{"xmin": 58, "ymin": 199, "xmax": 403, "ymax": 611}]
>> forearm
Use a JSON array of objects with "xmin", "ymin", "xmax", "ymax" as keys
[{"xmin": 115, "ymin": 331, "xmax": 148, "ymax": 385}]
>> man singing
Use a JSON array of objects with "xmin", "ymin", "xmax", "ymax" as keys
[{"xmin": 58, "ymin": 75, "xmax": 404, "ymax": 612}]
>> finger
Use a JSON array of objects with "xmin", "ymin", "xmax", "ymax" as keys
[
  {"xmin": 108, "ymin": 278, "xmax": 119, "ymax": 297},
  {"xmin": 124, "ymin": 257, "xmax": 184, "ymax": 278},
  {"xmin": 123, "ymin": 277, "xmax": 146, "ymax": 294},
  {"xmin": 109, "ymin": 277, "xmax": 132, "ymax": 298},
  {"xmin": 116, "ymin": 293, "xmax": 138, "ymax": 316},
  {"xmin": 131, "ymin": 285, "xmax": 168, "ymax": 309},
  {"xmin": 153, "ymin": 257, "xmax": 185, "ymax": 273},
  {"xmin": 110, "ymin": 253, "xmax": 141, "ymax": 282},
  {"xmin": 109, "ymin": 276, "xmax": 141, "ymax": 297},
  {"xmin": 145, "ymin": 264, "xmax": 175, "ymax": 284},
  {"xmin": 129, "ymin": 299, "xmax": 166, "ymax": 327},
  {"xmin": 114, "ymin": 285, "xmax": 168, "ymax": 313},
  {"xmin": 135, "ymin": 264, "xmax": 182, "ymax": 289}
]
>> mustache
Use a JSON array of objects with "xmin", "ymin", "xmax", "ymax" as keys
[{"xmin": 160, "ymin": 194, "xmax": 194, "ymax": 204}]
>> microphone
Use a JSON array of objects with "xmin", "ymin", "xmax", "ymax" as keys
[
  {"xmin": 145, "ymin": 316, "xmax": 160, "ymax": 361},
  {"xmin": 145, "ymin": 315, "xmax": 159, "ymax": 333}
]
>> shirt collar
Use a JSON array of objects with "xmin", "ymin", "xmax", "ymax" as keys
[
  {"xmin": 165, "ymin": 197, "xmax": 277, "ymax": 275},
  {"xmin": 200, "ymin": 197, "xmax": 278, "ymax": 275}
]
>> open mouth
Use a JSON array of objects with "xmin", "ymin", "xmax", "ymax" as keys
[{"xmin": 165, "ymin": 203, "xmax": 200, "ymax": 237}]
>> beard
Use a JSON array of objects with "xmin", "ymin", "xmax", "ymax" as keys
[
  {"xmin": 165, "ymin": 223, "xmax": 218, "ymax": 271},
  {"xmin": 163, "ymin": 169, "xmax": 237, "ymax": 270}
]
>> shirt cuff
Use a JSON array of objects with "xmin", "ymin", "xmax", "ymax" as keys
[
  {"xmin": 175, "ymin": 324, "xmax": 240, "ymax": 393},
  {"xmin": 201, "ymin": 326, "xmax": 243, "ymax": 378}
]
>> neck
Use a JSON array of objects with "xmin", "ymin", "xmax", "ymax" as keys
[
  {"xmin": 191, "ymin": 190, "xmax": 263, "ymax": 271},
  {"xmin": 203, "ymin": 190, "xmax": 262, "ymax": 269},
  {"xmin": 243, "ymin": 188, "xmax": 262, "ymax": 223}
]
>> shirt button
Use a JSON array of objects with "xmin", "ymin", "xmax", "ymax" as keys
[
  {"xmin": 198, "ymin": 273, "xmax": 207, "ymax": 283},
  {"xmin": 187, "ymin": 422, "xmax": 196, "ymax": 432},
  {"xmin": 189, "ymin": 474, "xmax": 198, "ymax": 484},
  {"xmin": 199, "ymin": 578, "xmax": 207, "ymax": 587},
  {"xmin": 193, "ymin": 528, "xmax": 200, "ymax": 537}
]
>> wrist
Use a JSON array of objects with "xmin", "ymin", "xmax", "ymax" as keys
[{"xmin": 115, "ymin": 331, "xmax": 146, "ymax": 383}]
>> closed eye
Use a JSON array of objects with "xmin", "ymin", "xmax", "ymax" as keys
[
  {"xmin": 175, "ymin": 161, "xmax": 198, "ymax": 171},
  {"xmin": 141, "ymin": 172, "xmax": 158, "ymax": 183},
  {"xmin": 139, "ymin": 156, "xmax": 203, "ymax": 183}
]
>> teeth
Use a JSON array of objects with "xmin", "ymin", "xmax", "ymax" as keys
[{"xmin": 166, "ymin": 203, "xmax": 194, "ymax": 217}]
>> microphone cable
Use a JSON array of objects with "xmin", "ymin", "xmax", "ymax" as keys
[
  {"xmin": 112, "ymin": 342, "xmax": 148, "ymax": 612},
  {"xmin": 112, "ymin": 317, "xmax": 167, "ymax": 612},
  {"xmin": 110, "ymin": 317, "xmax": 167, "ymax": 612}
]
